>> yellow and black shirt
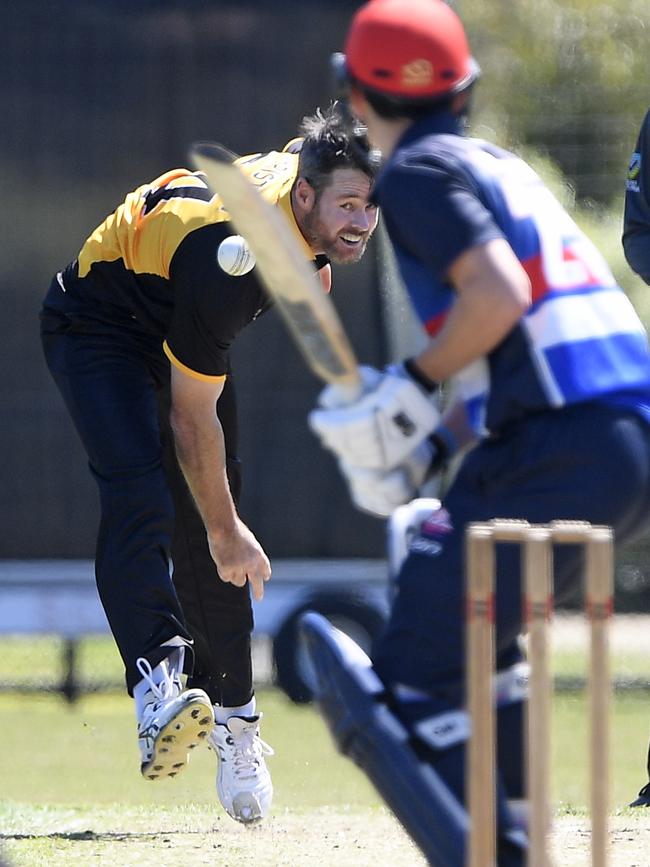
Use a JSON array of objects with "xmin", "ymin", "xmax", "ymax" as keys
[{"xmin": 45, "ymin": 150, "xmax": 326, "ymax": 382}]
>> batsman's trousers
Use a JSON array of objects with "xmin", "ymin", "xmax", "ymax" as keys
[
  {"xmin": 373, "ymin": 401, "xmax": 650, "ymax": 802},
  {"xmin": 40, "ymin": 307, "xmax": 254, "ymax": 705}
]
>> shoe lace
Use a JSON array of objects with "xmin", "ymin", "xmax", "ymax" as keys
[
  {"xmin": 136, "ymin": 657, "xmax": 176, "ymax": 704},
  {"xmin": 228, "ymin": 726, "xmax": 274, "ymax": 780}
]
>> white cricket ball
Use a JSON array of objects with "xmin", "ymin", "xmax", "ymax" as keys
[{"xmin": 217, "ymin": 234, "xmax": 256, "ymax": 276}]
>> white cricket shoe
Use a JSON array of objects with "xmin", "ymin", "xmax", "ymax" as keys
[
  {"xmin": 136, "ymin": 657, "xmax": 214, "ymax": 781},
  {"xmin": 208, "ymin": 714, "xmax": 274, "ymax": 823}
]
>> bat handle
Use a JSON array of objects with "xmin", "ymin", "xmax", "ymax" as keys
[{"xmin": 324, "ymin": 377, "xmax": 364, "ymax": 407}]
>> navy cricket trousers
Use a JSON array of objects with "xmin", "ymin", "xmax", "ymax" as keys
[
  {"xmin": 40, "ymin": 308, "xmax": 254, "ymax": 704},
  {"xmin": 372, "ymin": 401, "xmax": 650, "ymax": 822},
  {"xmin": 374, "ymin": 402, "xmax": 650, "ymax": 694}
]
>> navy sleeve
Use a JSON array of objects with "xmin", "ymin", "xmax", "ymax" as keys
[
  {"xmin": 623, "ymin": 110, "xmax": 650, "ymax": 285},
  {"xmin": 377, "ymin": 155, "xmax": 503, "ymax": 280}
]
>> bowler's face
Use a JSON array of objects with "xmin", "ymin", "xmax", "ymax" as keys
[{"xmin": 303, "ymin": 168, "xmax": 378, "ymax": 264}]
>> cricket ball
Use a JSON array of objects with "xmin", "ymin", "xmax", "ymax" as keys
[{"xmin": 217, "ymin": 234, "xmax": 256, "ymax": 276}]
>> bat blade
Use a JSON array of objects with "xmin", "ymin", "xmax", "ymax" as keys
[{"xmin": 190, "ymin": 141, "xmax": 361, "ymax": 394}]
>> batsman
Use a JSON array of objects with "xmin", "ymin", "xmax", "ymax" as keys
[
  {"xmin": 306, "ymin": 1, "xmax": 650, "ymax": 863},
  {"xmin": 39, "ymin": 105, "xmax": 378, "ymax": 823}
]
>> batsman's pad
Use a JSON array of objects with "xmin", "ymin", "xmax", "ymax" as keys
[{"xmin": 300, "ymin": 611, "xmax": 467, "ymax": 867}]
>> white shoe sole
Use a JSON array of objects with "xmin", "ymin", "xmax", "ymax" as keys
[{"xmin": 141, "ymin": 696, "xmax": 214, "ymax": 781}]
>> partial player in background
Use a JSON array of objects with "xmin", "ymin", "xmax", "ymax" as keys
[
  {"xmin": 622, "ymin": 107, "xmax": 650, "ymax": 808},
  {"xmin": 623, "ymin": 107, "xmax": 650, "ymax": 284},
  {"xmin": 307, "ymin": 1, "xmax": 650, "ymax": 862},
  {"xmin": 39, "ymin": 104, "xmax": 378, "ymax": 823}
]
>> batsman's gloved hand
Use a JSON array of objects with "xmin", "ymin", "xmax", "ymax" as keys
[
  {"xmin": 316, "ymin": 364, "xmax": 383, "ymax": 410},
  {"xmin": 339, "ymin": 439, "xmax": 435, "ymax": 518},
  {"xmin": 309, "ymin": 362, "xmax": 440, "ymax": 473}
]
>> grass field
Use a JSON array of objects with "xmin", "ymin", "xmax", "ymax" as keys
[{"xmin": 1, "ymin": 620, "xmax": 648, "ymax": 866}]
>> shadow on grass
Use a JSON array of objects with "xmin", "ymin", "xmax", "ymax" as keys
[{"xmin": 0, "ymin": 829, "xmax": 208, "ymax": 842}]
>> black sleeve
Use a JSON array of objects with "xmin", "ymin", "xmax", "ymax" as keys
[
  {"xmin": 166, "ymin": 223, "xmax": 268, "ymax": 377},
  {"xmin": 623, "ymin": 110, "xmax": 650, "ymax": 285}
]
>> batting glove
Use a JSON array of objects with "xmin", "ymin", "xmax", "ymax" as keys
[
  {"xmin": 316, "ymin": 365, "xmax": 383, "ymax": 410},
  {"xmin": 340, "ymin": 439, "xmax": 435, "ymax": 517},
  {"xmin": 309, "ymin": 363, "xmax": 440, "ymax": 472}
]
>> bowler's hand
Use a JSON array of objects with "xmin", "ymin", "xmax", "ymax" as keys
[{"xmin": 208, "ymin": 518, "xmax": 271, "ymax": 601}]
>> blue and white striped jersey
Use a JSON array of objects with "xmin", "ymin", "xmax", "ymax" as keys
[{"xmin": 375, "ymin": 112, "xmax": 650, "ymax": 434}]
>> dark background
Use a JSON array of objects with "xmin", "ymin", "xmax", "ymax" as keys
[
  {"xmin": 2, "ymin": 0, "xmax": 650, "ymax": 614},
  {"xmin": 2, "ymin": 0, "xmax": 389, "ymax": 559}
]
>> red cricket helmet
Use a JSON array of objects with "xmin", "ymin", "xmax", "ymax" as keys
[{"xmin": 341, "ymin": 0, "xmax": 479, "ymax": 101}]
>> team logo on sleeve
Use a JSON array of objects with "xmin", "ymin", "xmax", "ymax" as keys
[
  {"xmin": 420, "ymin": 507, "xmax": 453, "ymax": 539},
  {"xmin": 626, "ymin": 152, "xmax": 641, "ymax": 193},
  {"xmin": 408, "ymin": 506, "xmax": 454, "ymax": 557}
]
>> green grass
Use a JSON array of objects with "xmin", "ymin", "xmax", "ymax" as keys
[
  {"xmin": 0, "ymin": 628, "xmax": 647, "ymax": 687},
  {"xmin": 0, "ymin": 632, "xmax": 648, "ymax": 864},
  {"xmin": 1, "ymin": 686, "xmax": 647, "ymax": 813},
  {"xmin": 1, "ymin": 683, "xmax": 648, "ymax": 866},
  {"xmin": 554, "ymin": 646, "xmax": 649, "ymax": 680},
  {"xmin": 0, "ymin": 635, "xmax": 124, "ymax": 690},
  {"xmin": 1, "ymin": 689, "xmax": 376, "ymax": 811},
  {"xmin": 553, "ymin": 692, "xmax": 648, "ymax": 811},
  {"xmin": 0, "ymin": 631, "xmax": 647, "ymax": 814}
]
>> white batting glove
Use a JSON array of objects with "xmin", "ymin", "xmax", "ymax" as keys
[
  {"xmin": 309, "ymin": 364, "xmax": 440, "ymax": 472},
  {"xmin": 317, "ymin": 365, "xmax": 383, "ymax": 409},
  {"xmin": 341, "ymin": 440, "xmax": 434, "ymax": 518}
]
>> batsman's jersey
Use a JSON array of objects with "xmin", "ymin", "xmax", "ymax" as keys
[
  {"xmin": 375, "ymin": 112, "xmax": 650, "ymax": 434},
  {"xmin": 46, "ymin": 150, "xmax": 322, "ymax": 380},
  {"xmin": 623, "ymin": 108, "xmax": 650, "ymax": 285}
]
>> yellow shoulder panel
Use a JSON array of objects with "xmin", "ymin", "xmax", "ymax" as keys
[
  {"xmin": 78, "ymin": 170, "xmax": 228, "ymax": 279},
  {"xmin": 235, "ymin": 150, "xmax": 298, "ymax": 202},
  {"xmin": 234, "ymin": 151, "xmax": 313, "ymax": 258},
  {"xmin": 77, "ymin": 152, "xmax": 311, "ymax": 279}
]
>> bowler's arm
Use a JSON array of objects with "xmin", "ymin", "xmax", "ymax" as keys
[{"xmin": 169, "ymin": 366, "xmax": 271, "ymax": 600}]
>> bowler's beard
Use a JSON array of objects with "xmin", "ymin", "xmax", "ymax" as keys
[{"xmin": 301, "ymin": 206, "xmax": 369, "ymax": 265}]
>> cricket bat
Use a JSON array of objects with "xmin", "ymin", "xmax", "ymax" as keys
[{"xmin": 189, "ymin": 142, "xmax": 362, "ymax": 397}]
